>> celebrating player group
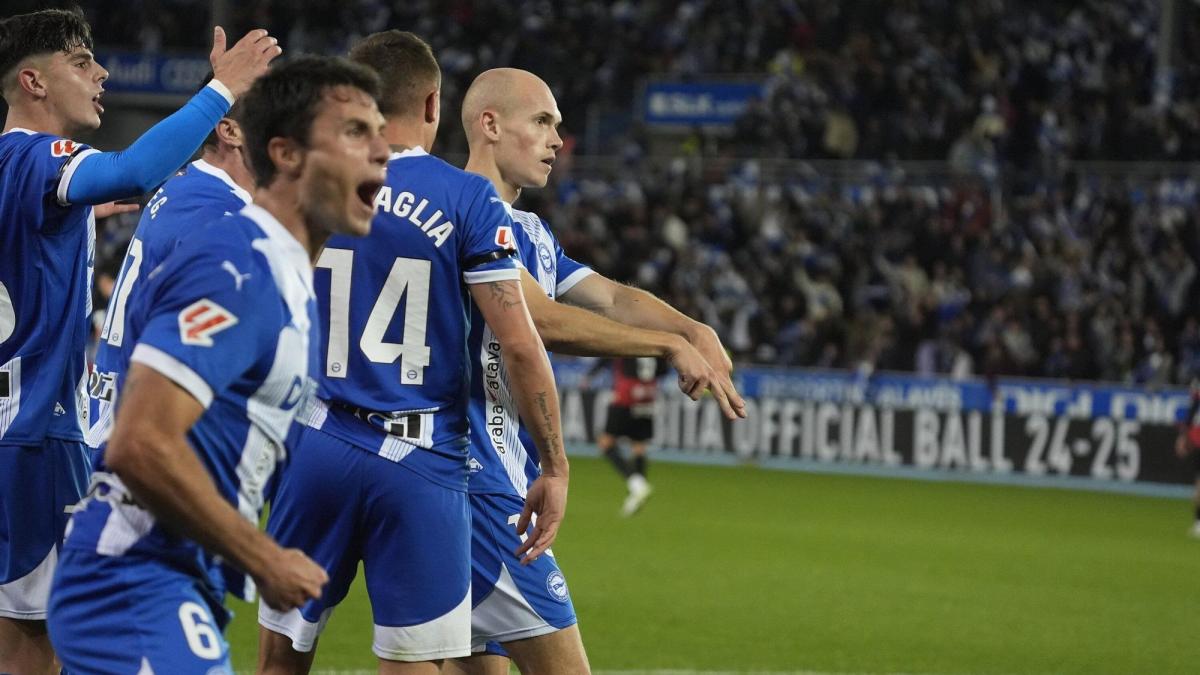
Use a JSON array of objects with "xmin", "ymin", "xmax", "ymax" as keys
[{"xmin": 0, "ymin": 8, "xmax": 745, "ymax": 674}]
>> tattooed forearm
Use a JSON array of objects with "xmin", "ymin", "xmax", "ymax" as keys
[
  {"xmin": 533, "ymin": 390, "xmax": 562, "ymax": 455},
  {"xmin": 487, "ymin": 281, "xmax": 521, "ymax": 311}
]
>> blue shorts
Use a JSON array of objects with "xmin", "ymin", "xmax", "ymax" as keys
[
  {"xmin": 259, "ymin": 424, "xmax": 472, "ymax": 661},
  {"xmin": 469, "ymin": 491, "xmax": 577, "ymax": 651},
  {"xmin": 48, "ymin": 548, "xmax": 232, "ymax": 674},
  {"xmin": 0, "ymin": 439, "xmax": 90, "ymax": 620}
]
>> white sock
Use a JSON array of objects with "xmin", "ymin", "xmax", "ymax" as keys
[{"xmin": 628, "ymin": 474, "xmax": 648, "ymax": 492}]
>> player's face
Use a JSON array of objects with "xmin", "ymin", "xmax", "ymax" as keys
[
  {"xmin": 41, "ymin": 47, "xmax": 108, "ymax": 133},
  {"xmin": 298, "ymin": 86, "xmax": 389, "ymax": 238},
  {"xmin": 496, "ymin": 87, "xmax": 562, "ymax": 189}
]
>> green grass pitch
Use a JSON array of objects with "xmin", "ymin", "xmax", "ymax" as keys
[{"xmin": 226, "ymin": 455, "xmax": 1200, "ymax": 674}]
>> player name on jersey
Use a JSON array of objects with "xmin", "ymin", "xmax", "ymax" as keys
[{"xmin": 373, "ymin": 185, "xmax": 454, "ymax": 247}]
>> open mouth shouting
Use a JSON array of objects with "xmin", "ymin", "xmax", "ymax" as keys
[{"xmin": 355, "ymin": 177, "xmax": 384, "ymax": 215}]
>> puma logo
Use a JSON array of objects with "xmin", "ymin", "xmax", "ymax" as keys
[{"xmin": 221, "ymin": 260, "xmax": 251, "ymax": 291}]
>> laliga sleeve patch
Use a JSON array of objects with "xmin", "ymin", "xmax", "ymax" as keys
[
  {"xmin": 178, "ymin": 299, "xmax": 239, "ymax": 346},
  {"xmin": 495, "ymin": 225, "xmax": 515, "ymax": 250},
  {"xmin": 51, "ymin": 139, "xmax": 80, "ymax": 158}
]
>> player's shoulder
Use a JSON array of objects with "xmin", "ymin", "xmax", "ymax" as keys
[
  {"xmin": 0, "ymin": 128, "xmax": 88, "ymax": 164},
  {"xmin": 165, "ymin": 210, "xmax": 273, "ymax": 280},
  {"xmin": 511, "ymin": 207, "xmax": 549, "ymax": 230},
  {"xmin": 388, "ymin": 149, "xmax": 493, "ymax": 197},
  {"xmin": 511, "ymin": 207, "xmax": 558, "ymax": 242}
]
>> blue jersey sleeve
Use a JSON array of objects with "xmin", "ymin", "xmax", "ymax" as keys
[
  {"xmin": 64, "ymin": 84, "xmax": 232, "ymax": 205},
  {"xmin": 459, "ymin": 179, "xmax": 520, "ymax": 285},
  {"xmin": 545, "ymin": 219, "xmax": 594, "ymax": 296},
  {"xmin": 127, "ymin": 239, "xmax": 281, "ymax": 408},
  {"xmin": 14, "ymin": 135, "xmax": 95, "ymax": 232}
]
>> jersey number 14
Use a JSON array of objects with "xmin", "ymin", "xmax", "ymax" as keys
[{"xmin": 317, "ymin": 247, "xmax": 432, "ymax": 385}]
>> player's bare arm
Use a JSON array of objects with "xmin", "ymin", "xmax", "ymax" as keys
[
  {"xmin": 104, "ymin": 364, "xmax": 327, "ymax": 611},
  {"xmin": 561, "ymin": 274, "xmax": 746, "ymax": 419},
  {"xmin": 518, "ymin": 268, "xmax": 717, "ymax": 401},
  {"xmin": 470, "ymin": 279, "xmax": 568, "ymax": 562}
]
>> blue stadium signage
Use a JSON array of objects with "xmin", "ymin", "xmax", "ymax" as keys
[
  {"xmin": 95, "ymin": 51, "xmax": 212, "ymax": 95},
  {"xmin": 642, "ymin": 81, "xmax": 764, "ymax": 127}
]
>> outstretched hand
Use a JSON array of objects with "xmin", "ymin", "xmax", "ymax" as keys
[{"xmin": 689, "ymin": 324, "xmax": 747, "ymax": 420}]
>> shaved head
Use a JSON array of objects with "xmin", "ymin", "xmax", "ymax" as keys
[
  {"xmin": 461, "ymin": 68, "xmax": 554, "ymax": 145},
  {"xmin": 461, "ymin": 67, "xmax": 563, "ymax": 200}
]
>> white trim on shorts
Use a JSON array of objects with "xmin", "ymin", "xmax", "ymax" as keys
[
  {"xmin": 0, "ymin": 546, "xmax": 56, "ymax": 620},
  {"xmin": 470, "ymin": 562, "xmax": 564, "ymax": 648},
  {"xmin": 257, "ymin": 603, "xmax": 334, "ymax": 653},
  {"xmin": 373, "ymin": 587, "xmax": 473, "ymax": 662},
  {"xmin": 258, "ymin": 587, "xmax": 473, "ymax": 662}
]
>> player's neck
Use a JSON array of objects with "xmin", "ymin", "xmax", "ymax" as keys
[
  {"xmin": 382, "ymin": 119, "xmax": 427, "ymax": 155},
  {"xmin": 201, "ymin": 148, "xmax": 255, "ymax": 195},
  {"xmin": 3, "ymin": 105, "xmax": 75, "ymax": 138},
  {"xmin": 464, "ymin": 153, "xmax": 520, "ymax": 204}
]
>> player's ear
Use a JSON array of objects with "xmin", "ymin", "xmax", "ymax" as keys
[
  {"xmin": 267, "ymin": 136, "xmax": 303, "ymax": 178},
  {"xmin": 480, "ymin": 110, "xmax": 501, "ymax": 142},
  {"xmin": 216, "ymin": 118, "xmax": 243, "ymax": 149},
  {"xmin": 16, "ymin": 65, "xmax": 47, "ymax": 100},
  {"xmin": 424, "ymin": 89, "xmax": 439, "ymax": 125}
]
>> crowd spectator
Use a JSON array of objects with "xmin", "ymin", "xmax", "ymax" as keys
[
  {"xmin": 62, "ymin": 0, "xmax": 1200, "ymax": 385},
  {"xmin": 507, "ymin": 156, "xmax": 1200, "ymax": 386}
]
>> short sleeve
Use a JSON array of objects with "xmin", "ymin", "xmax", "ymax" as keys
[
  {"xmin": 129, "ymin": 240, "xmax": 280, "ymax": 408},
  {"xmin": 547, "ymin": 221, "xmax": 594, "ymax": 296},
  {"xmin": 458, "ymin": 179, "xmax": 520, "ymax": 285},
  {"xmin": 16, "ymin": 134, "xmax": 96, "ymax": 228}
]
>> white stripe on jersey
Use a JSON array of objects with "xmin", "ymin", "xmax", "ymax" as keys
[
  {"xmin": 302, "ymin": 396, "xmax": 330, "ymax": 429},
  {"xmin": 380, "ymin": 435, "xmax": 417, "ymax": 463},
  {"xmin": 85, "ymin": 393, "xmax": 114, "ymax": 448},
  {"xmin": 78, "ymin": 208, "xmax": 95, "ymax": 436},
  {"xmin": 479, "ymin": 325, "xmax": 531, "ymax": 497},
  {"xmin": 234, "ymin": 425, "xmax": 276, "ymax": 524},
  {"xmin": 94, "ymin": 475, "xmax": 156, "ymax": 556},
  {"xmin": 0, "ymin": 356, "xmax": 20, "ymax": 439}
]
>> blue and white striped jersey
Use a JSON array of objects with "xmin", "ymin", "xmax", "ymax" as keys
[
  {"xmin": 90, "ymin": 159, "xmax": 252, "ymax": 440},
  {"xmin": 0, "ymin": 129, "xmax": 98, "ymax": 444},
  {"xmin": 465, "ymin": 207, "xmax": 593, "ymax": 497},
  {"xmin": 66, "ymin": 204, "xmax": 317, "ymax": 601},
  {"xmin": 300, "ymin": 148, "xmax": 520, "ymax": 491}
]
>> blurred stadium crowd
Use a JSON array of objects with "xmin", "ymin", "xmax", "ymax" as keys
[{"xmin": 72, "ymin": 0, "xmax": 1200, "ymax": 384}]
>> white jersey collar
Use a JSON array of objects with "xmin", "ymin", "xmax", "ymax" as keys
[
  {"xmin": 192, "ymin": 159, "xmax": 253, "ymax": 205},
  {"xmin": 239, "ymin": 203, "xmax": 311, "ymax": 283},
  {"xmin": 389, "ymin": 146, "xmax": 429, "ymax": 160}
]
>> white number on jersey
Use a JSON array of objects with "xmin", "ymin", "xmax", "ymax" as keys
[
  {"xmin": 0, "ymin": 281, "xmax": 14, "ymax": 344},
  {"xmin": 316, "ymin": 247, "xmax": 432, "ymax": 385},
  {"xmin": 177, "ymin": 601, "xmax": 222, "ymax": 660},
  {"xmin": 99, "ymin": 237, "xmax": 144, "ymax": 347}
]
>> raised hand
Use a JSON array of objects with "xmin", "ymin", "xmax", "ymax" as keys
[{"xmin": 209, "ymin": 26, "xmax": 283, "ymax": 98}]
